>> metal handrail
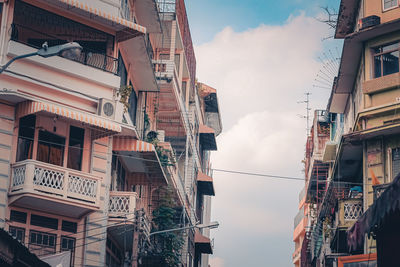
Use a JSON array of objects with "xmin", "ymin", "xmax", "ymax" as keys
[{"xmin": 11, "ymin": 23, "xmax": 120, "ymax": 75}]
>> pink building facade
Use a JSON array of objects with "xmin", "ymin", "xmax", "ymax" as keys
[{"xmin": 0, "ymin": 0, "xmax": 221, "ymax": 266}]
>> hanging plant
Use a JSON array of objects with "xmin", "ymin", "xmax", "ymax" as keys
[
  {"xmin": 116, "ymin": 85, "xmax": 133, "ymax": 113},
  {"xmin": 146, "ymin": 131, "xmax": 175, "ymax": 167}
]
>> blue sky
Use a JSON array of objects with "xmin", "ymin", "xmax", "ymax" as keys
[
  {"xmin": 186, "ymin": 0, "xmax": 340, "ymax": 44},
  {"xmin": 185, "ymin": 0, "xmax": 341, "ymax": 266}
]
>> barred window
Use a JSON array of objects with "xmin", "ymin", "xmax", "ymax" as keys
[{"xmin": 373, "ymin": 42, "xmax": 400, "ymax": 78}]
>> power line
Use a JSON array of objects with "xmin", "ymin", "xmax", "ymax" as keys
[{"xmin": 212, "ymin": 168, "xmax": 305, "ymax": 181}]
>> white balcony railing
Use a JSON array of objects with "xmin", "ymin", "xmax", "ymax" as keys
[
  {"xmin": 10, "ymin": 160, "xmax": 101, "ymax": 206},
  {"xmin": 108, "ymin": 191, "xmax": 137, "ymax": 220},
  {"xmin": 343, "ymin": 200, "xmax": 363, "ymax": 221},
  {"xmin": 338, "ymin": 198, "xmax": 363, "ymax": 228},
  {"xmin": 153, "ymin": 59, "xmax": 175, "ymax": 81}
]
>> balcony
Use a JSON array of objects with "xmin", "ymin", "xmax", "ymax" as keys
[
  {"xmin": 338, "ymin": 198, "xmax": 363, "ymax": 228},
  {"xmin": 11, "ymin": 24, "xmax": 119, "ymax": 75},
  {"xmin": 108, "ymin": 191, "xmax": 137, "ymax": 222},
  {"xmin": 153, "ymin": 59, "xmax": 176, "ymax": 83},
  {"xmin": 9, "ymin": 160, "xmax": 101, "ymax": 218}
]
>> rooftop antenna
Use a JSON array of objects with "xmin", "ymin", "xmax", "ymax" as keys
[{"xmin": 298, "ymin": 92, "xmax": 311, "ymax": 136}]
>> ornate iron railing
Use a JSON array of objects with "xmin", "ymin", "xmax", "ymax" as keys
[{"xmin": 10, "ymin": 160, "xmax": 101, "ymax": 205}]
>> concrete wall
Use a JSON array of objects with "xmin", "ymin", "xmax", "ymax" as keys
[
  {"xmin": 365, "ymin": 0, "xmax": 400, "ymax": 24},
  {"xmin": 0, "ymin": 102, "xmax": 14, "ymax": 228}
]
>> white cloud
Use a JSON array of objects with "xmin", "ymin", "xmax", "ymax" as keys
[
  {"xmin": 195, "ymin": 13, "xmax": 336, "ymax": 266},
  {"xmin": 195, "ymin": 14, "xmax": 330, "ymax": 129}
]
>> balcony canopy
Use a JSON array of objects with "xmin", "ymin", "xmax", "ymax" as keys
[
  {"xmin": 17, "ymin": 100, "xmax": 121, "ymax": 133},
  {"xmin": 199, "ymin": 124, "xmax": 217, "ymax": 151},
  {"xmin": 112, "ymin": 137, "xmax": 167, "ymax": 185},
  {"xmin": 194, "ymin": 232, "xmax": 213, "ymax": 254},
  {"xmin": 42, "ymin": 0, "xmax": 146, "ymax": 41},
  {"xmin": 197, "ymin": 171, "xmax": 215, "ymax": 196},
  {"xmin": 119, "ymin": 35, "xmax": 159, "ymax": 92}
]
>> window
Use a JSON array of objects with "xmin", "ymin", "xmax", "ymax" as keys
[
  {"xmin": 62, "ymin": 220, "xmax": 78, "ymax": 233},
  {"xmin": 373, "ymin": 42, "xmax": 400, "ymax": 78},
  {"xmin": 67, "ymin": 126, "xmax": 84, "ymax": 170},
  {"xmin": 29, "ymin": 230, "xmax": 57, "ymax": 256},
  {"xmin": 37, "ymin": 130, "xmax": 65, "ymax": 166},
  {"xmin": 61, "ymin": 236, "xmax": 76, "ymax": 266},
  {"xmin": 383, "ymin": 0, "xmax": 398, "ymax": 10},
  {"xmin": 30, "ymin": 214, "xmax": 58, "ymax": 230},
  {"xmin": 111, "ymin": 156, "xmax": 126, "ymax": 191},
  {"xmin": 106, "ymin": 237, "xmax": 123, "ymax": 267},
  {"xmin": 16, "ymin": 115, "xmax": 36, "ymax": 162},
  {"xmin": 10, "ymin": 210, "xmax": 27, "ymax": 223},
  {"xmin": 128, "ymin": 82, "xmax": 137, "ymax": 124},
  {"xmin": 9, "ymin": 226, "xmax": 25, "ymax": 244}
]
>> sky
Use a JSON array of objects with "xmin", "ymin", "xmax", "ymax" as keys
[{"xmin": 185, "ymin": 0, "xmax": 341, "ymax": 266}]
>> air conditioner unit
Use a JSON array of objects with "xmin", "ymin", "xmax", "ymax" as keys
[
  {"xmin": 359, "ymin": 15, "xmax": 380, "ymax": 30},
  {"xmin": 98, "ymin": 98, "xmax": 116, "ymax": 119}
]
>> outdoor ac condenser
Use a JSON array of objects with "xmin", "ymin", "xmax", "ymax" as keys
[{"xmin": 98, "ymin": 98, "xmax": 116, "ymax": 119}]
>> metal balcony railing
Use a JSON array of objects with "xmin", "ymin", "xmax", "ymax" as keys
[
  {"xmin": 11, "ymin": 23, "xmax": 120, "ymax": 75},
  {"xmin": 157, "ymin": 0, "xmax": 176, "ymax": 13},
  {"xmin": 10, "ymin": 160, "xmax": 101, "ymax": 205}
]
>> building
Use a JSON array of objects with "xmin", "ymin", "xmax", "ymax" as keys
[
  {"xmin": 294, "ymin": 0, "xmax": 400, "ymax": 266},
  {"xmin": 0, "ymin": 0, "xmax": 221, "ymax": 266}
]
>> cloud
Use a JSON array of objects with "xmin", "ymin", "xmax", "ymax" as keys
[
  {"xmin": 194, "ymin": 13, "xmax": 337, "ymax": 267},
  {"xmin": 195, "ymin": 13, "xmax": 330, "ymax": 130}
]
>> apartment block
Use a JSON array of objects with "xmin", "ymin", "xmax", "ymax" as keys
[{"xmin": 0, "ymin": 0, "xmax": 221, "ymax": 266}]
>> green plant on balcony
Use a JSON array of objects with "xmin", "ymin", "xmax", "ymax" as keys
[
  {"xmin": 150, "ymin": 186, "xmax": 184, "ymax": 267},
  {"xmin": 146, "ymin": 131, "xmax": 175, "ymax": 167},
  {"xmin": 116, "ymin": 85, "xmax": 133, "ymax": 113}
]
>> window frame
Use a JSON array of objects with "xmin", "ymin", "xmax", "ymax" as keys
[
  {"xmin": 372, "ymin": 41, "xmax": 400, "ymax": 78},
  {"xmin": 382, "ymin": 0, "xmax": 399, "ymax": 11}
]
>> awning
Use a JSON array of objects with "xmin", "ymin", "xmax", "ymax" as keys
[
  {"xmin": 199, "ymin": 124, "xmax": 217, "ymax": 151},
  {"xmin": 322, "ymin": 142, "xmax": 337, "ymax": 162},
  {"xmin": 17, "ymin": 100, "xmax": 121, "ymax": 132},
  {"xmin": 119, "ymin": 35, "xmax": 159, "ymax": 92},
  {"xmin": 335, "ymin": 0, "xmax": 359, "ymax": 38},
  {"xmin": 45, "ymin": 0, "xmax": 146, "ymax": 41},
  {"xmin": 198, "ymin": 83, "xmax": 222, "ymax": 135},
  {"xmin": 197, "ymin": 171, "xmax": 215, "ymax": 196},
  {"xmin": 112, "ymin": 137, "xmax": 167, "ymax": 184},
  {"xmin": 134, "ymin": 0, "xmax": 162, "ymax": 33},
  {"xmin": 194, "ymin": 232, "xmax": 213, "ymax": 254},
  {"xmin": 347, "ymin": 174, "xmax": 400, "ymax": 252}
]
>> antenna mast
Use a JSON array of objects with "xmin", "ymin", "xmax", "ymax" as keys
[{"xmin": 298, "ymin": 92, "xmax": 311, "ymax": 136}]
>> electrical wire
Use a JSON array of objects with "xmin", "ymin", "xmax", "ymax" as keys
[{"xmin": 11, "ymin": 133, "xmax": 378, "ymax": 185}]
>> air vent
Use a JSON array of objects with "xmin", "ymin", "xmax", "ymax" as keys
[
  {"xmin": 98, "ymin": 98, "xmax": 116, "ymax": 119},
  {"xmin": 359, "ymin": 15, "xmax": 380, "ymax": 30}
]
